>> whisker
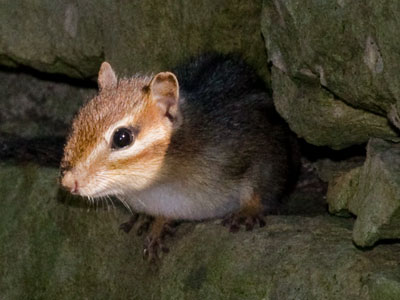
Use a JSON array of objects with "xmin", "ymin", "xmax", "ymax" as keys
[
  {"xmin": 127, "ymin": 192, "xmax": 147, "ymax": 208},
  {"xmin": 116, "ymin": 196, "xmax": 133, "ymax": 215},
  {"xmin": 102, "ymin": 196, "xmax": 106, "ymax": 211},
  {"xmin": 85, "ymin": 196, "xmax": 90, "ymax": 212},
  {"xmin": 104, "ymin": 196, "xmax": 110, "ymax": 212},
  {"xmin": 107, "ymin": 195, "xmax": 117, "ymax": 217},
  {"xmin": 90, "ymin": 196, "xmax": 94, "ymax": 211}
]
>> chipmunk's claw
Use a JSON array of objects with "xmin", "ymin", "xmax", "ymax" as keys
[
  {"xmin": 143, "ymin": 236, "xmax": 170, "ymax": 263},
  {"xmin": 119, "ymin": 213, "xmax": 139, "ymax": 233},
  {"xmin": 244, "ymin": 215, "xmax": 266, "ymax": 231},
  {"xmin": 121, "ymin": 215, "xmax": 177, "ymax": 262},
  {"xmin": 142, "ymin": 218, "xmax": 176, "ymax": 262},
  {"xmin": 136, "ymin": 217, "xmax": 153, "ymax": 236},
  {"xmin": 119, "ymin": 214, "xmax": 155, "ymax": 236},
  {"xmin": 222, "ymin": 212, "xmax": 265, "ymax": 232}
]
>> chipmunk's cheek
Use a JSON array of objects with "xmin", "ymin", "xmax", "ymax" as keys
[{"xmin": 113, "ymin": 152, "xmax": 167, "ymax": 190}]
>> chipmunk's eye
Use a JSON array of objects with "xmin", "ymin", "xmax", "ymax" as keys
[{"xmin": 111, "ymin": 127, "xmax": 134, "ymax": 149}]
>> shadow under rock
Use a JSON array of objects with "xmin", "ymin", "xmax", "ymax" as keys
[
  {"xmin": 0, "ymin": 132, "xmax": 65, "ymax": 168},
  {"xmin": 280, "ymin": 140, "xmax": 366, "ymax": 217},
  {"xmin": 0, "ymin": 64, "xmax": 97, "ymax": 88}
]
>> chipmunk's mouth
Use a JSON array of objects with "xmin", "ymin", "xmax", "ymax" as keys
[
  {"xmin": 83, "ymin": 188, "xmax": 123, "ymax": 199},
  {"xmin": 72, "ymin": 179, "xmax": 126, "ymax": 199},
  {"xmin": 61, "ymin": 169, "xmax": 118, "ymax": 198}
]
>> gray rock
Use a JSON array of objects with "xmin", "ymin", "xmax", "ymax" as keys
[
  {"xmin": 0, "ymin": 0, "xmax": 268, "ymax": 81},
  {"xmin": 327, "ymin": 166, "xmax": 361, "ymax": 217},
  {"xmin": 0, "ymin": 1, "xmax": 103, "ymax": 77},
  {"xmin": 328, "ymin": 138, "xmax": 400, "ymax": 247},
  {"xmin": 0, "ymin": 69, "xmax": 95, "ymax": 139},
  {"xmin": 1, "ymin": 161, "xmax": 400, "ymax": 299},
  {"xmin": 262, "ymin": 0, "xmax": 400, "ymax": 149},
  {"xmin": 271, "ymin": 68, "xmax": 397, "ymax": 149}
]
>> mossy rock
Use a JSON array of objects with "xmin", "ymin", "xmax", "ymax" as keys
[
  {"xmin": 1, "ymin": 162, "xmax": 400, "ymax": 299},
  {"xmin": 0, "ymin": 0, "xmax": 268, "ymax": 82},
  {"xmin": 262, "ymin": 0, "xmax": 400, "ymax": 149},
  {"xmin": 328, "ymin": 139, "xmax": 400, "ymax": 247},
  {"xmin": 0, "ymin": 69, "xmax": 95, "ymax": 139},
  {"xmin": 271, "ymin": 68, "xmax": 396, "ymax": 149}
]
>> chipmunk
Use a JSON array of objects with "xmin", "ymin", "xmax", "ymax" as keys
[{"xmin": 60, "ymin": 54, "xmax": 298, "ymax": 260}]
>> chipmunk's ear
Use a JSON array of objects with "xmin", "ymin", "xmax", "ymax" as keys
[
  {"xmin": 98, "ymin": 62, "xmax": 117, "ymax": 91},
  {"xmin": 149, "ymin": 72, "xmax": 180, "ymax": 120}
]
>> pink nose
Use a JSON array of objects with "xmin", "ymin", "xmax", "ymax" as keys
[
  {"xmin": 71, "ymin": 180, "xmax": 79, "ymax": 194},
  {"xmin": 61, "ymin": 171, "xmax": 80, "ymax": 194}
]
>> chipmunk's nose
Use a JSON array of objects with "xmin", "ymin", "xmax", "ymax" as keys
[{"xmin": 61, "ymin": 171, "xmax": 80, "ymax": 195}]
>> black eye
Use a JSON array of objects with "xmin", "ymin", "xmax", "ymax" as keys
[{"xmin": 111, "ymin": 127, "xmax": 134, "ymax": 149}]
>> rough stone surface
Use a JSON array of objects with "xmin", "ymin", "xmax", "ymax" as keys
[
  {"xmin": 0, "ymin": 0, "xmax": 268, "ymax": 81},
  {"xmin": 2, "ymin": 1, "xmax": 400, "ymax": 297},
  {"xmin": 1, "ymin": 161, "xmax": 400, "ymax": 299},
  {"xmin": 328, "ymin": 139, "xmax": 400, "ymax": 247},
  {"xmin": 262, "ymin": 0, "xmax": 400, "ymax": 149},
  {"xmin": 327, "ymin": 166, "xmax": 361, "ymax": 217},
  {"xmin": 0, "ymin": 69, "xmax": 95, "ymax": 139}
]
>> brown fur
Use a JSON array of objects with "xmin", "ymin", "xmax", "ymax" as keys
[
  {"xmin": 240, "ymin": 193, "xmax": 264, "ymax": 217},
  {"xmin": 61, "ymin": 55, "xmax": 297, "ymax": 234},
  {"xmin": 62, "ymin": 76, "xmax": 161, "ymax": 170}
]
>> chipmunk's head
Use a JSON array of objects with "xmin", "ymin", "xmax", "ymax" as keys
[{"xmin": 60, "ymin": 62, "xmax": 180, "ymax": 198}]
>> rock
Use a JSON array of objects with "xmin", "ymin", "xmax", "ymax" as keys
[
  {"xmin": 1, "ymin": 161, "xmax": 400, "ymax": 299},
  {"xmin": 0, "ymin": 69, "xmax": 96, "ymax": 167},
  {"xmin": 271, "ymin": 68, "xmax": 397, "ymax": 149},
  {"xmin": 327, "ymin": 166, "xmax": 361, "ymax": 217},
  {"xmin": 314, "ymin": 155, "xmax": 364, "ymax": 183},
  {"xmin": 0, "ymin": 0, "xmax": 268, "ymax": 81},
  {"xmin": 0, "ymin": 69, "xmax": 95, "ymax": 139},
  {"xmin": 368, "ymin": 273, "xmax": 400, "ymax": 300},
  {"xmin": 328, "ymin": 139, "xmax": 400, "ymax": 247},
  {"xmin": 262, "ymin": 0, "xmax": 400, "ymax": 149},
  {"xmin": 0, "ymin": 1, "xmax": 103, "ymax": 77}
]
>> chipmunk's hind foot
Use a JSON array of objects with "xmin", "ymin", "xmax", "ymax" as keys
[
  {"xmin": 222, "ymin": 192, "xmax": 266, "ymax": 233},
  {"xmin": 222, "ymin": 212, "xmax": 265, "ymax": 233}
]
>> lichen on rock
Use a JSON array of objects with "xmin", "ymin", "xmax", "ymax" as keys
[
  {"xmin": 271, "ymin": 68, "xmax": 397, "ymax": 149},
  {"xmin": 262, "ymin": 0, "xmax": 400, "ymax": 149},
  {"xmin": 328, "ymin": 138, "xmax": 400, "ymax": 247},
  {"xmin": 0, "ymin": 0, "xmax": 268, "ymax": 81},
  {"xmin": 1, "ymin": 162, "xmax": 400, "ymax": 299}
]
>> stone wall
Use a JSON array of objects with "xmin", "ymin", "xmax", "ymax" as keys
[
  {"xmin": 0, "ymin": 0, "xmax": 268, "ymax": 80},
  {"xmin": 262, "ymin": 0, "xmax": 400, "ymax": 249},
  {"xmin": 1, "ymin": 0, "xmax": 400, "ymax": 298},
  {"xmin": 1, "ymin": 163, "xmax": 400, "ymax": 299},
  {"xmin": 262, "ymin": 0, "xmax": 400, "ymax": 149}
]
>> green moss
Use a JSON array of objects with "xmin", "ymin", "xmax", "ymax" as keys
[
  {"xmin": 271, "ymin": 68, "xmax": 397, "ymax": 149},
  {"xmin": 1, "ymin": 162, "xmax": 400, "ymax": 299},
  {"xmin": 0, "ymin": 0, "xmax": 268, "ymax": 80},
  {"xmin": 262, "ymin": 0, "xmax": 400, "ymax": 149},
  {"xmin": 370, "ymin": 275, "xmax": 400, "ymax": 300}
]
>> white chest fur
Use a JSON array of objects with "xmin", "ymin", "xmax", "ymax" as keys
[{"xmin": 121, "ymin": 181, "xmax": 240, "ymax": 220}]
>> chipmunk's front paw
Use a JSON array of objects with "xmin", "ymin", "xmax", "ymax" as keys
[
  {"xmin": 119, "ymin": 213, "xmax": 140, "ymax": 233},
  {"xmin": 143, "ymin": 219, "xmax": 176, "ymax": 263},
  {"xmin": 119, "ymin": 214, "xmax": 153, "ymax": 235},
  {"xmin": 222, "ymin": 212, "xmax": 266, "ymax": 233},
  {"xmin": 143, "ymin": 234, "xmax": 170, "ymax": 263}
]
